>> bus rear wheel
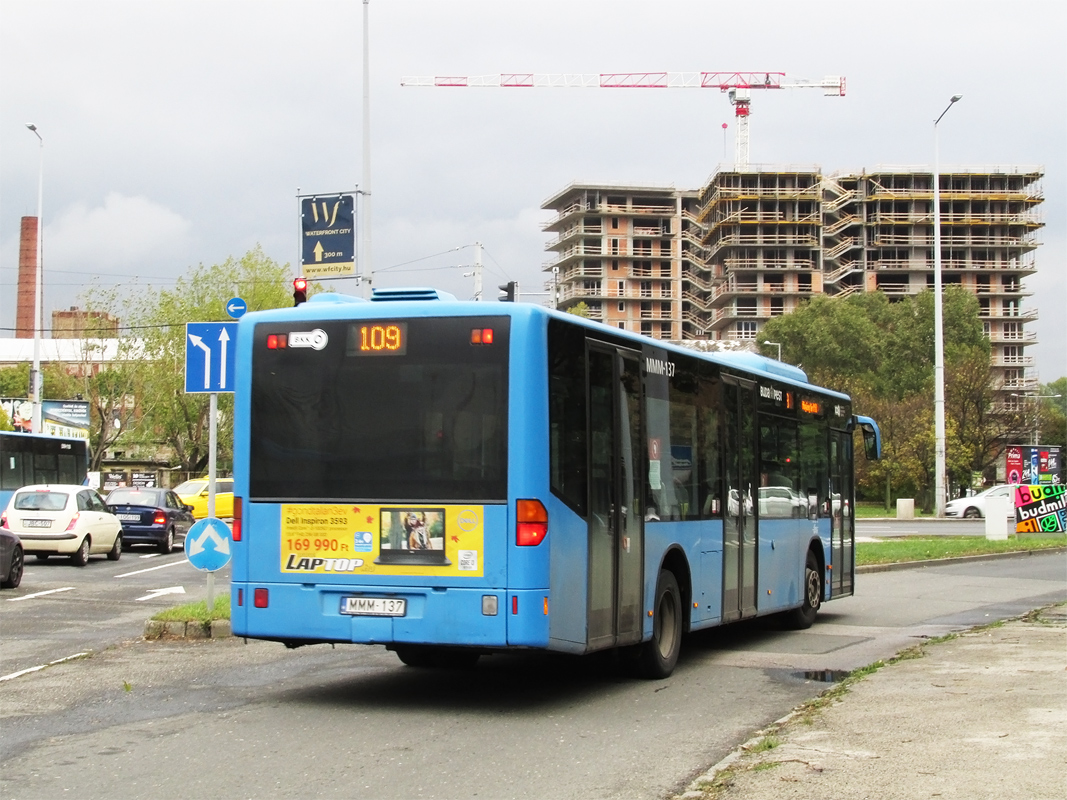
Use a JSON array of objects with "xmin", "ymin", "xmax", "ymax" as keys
[{"xmin": 636, "ymin": 569, "xmax": 682, "ymax": 679}]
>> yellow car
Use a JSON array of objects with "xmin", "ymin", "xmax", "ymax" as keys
[{"xmin": 174, "ymin": 478, "xmax": 234, "ymax": 519}]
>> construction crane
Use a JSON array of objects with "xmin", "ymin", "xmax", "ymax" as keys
[{"xmin": 400, "ymin": 72, "xmax": 845, "ymax": 168}]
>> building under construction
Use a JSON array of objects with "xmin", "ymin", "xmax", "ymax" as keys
[{"xmin": 542, "ymin": 165, "xmax": 1044, "ymax": 397}]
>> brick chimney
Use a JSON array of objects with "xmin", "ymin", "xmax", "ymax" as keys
[{"xmin": 16, "ymin": 216, "xmax": 38, "ymax": 339}]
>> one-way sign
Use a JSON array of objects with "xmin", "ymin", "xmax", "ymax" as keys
[{"xmin": 185, "ymin": 322, "xmax": 238, "ymax": 393}]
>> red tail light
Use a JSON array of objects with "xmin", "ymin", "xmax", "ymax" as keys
[
  {"xmin": 0, "ymin": 512, "xmax": 7, "ymax": 528},
  {"xmin": 153, "ymin": 512, "xmax": 167, "ymax": 525},
  {"xmin": 65, "ymin": 512, "xmax": 81, "ymax": 532},
  {"xmin": 254, "ymin": 588, "xmax": 269, "ymax": 608},
  {"xmin": 232, "ymin": 497, "xmax": 242, "ymax": 542},
  {"xmin": 516, "ymin": 499, "xmax": 548, "ymax": 546}
]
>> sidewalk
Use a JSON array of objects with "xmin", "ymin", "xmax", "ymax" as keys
[{"xmin": 676, "ymin": 604, "xmax": 1067, "ymax": 800}]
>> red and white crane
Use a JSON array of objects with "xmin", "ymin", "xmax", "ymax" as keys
[{"xmin": 401, "ymin": 72, "xmax": 845, "ymax": 168}]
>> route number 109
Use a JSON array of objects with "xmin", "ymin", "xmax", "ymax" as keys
[{"xmin": 351, "ymin": 322, "xmax": 407, "ymax": 357}]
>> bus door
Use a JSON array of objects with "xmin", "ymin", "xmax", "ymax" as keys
[
  {"xmin": 586, "ymin": 344, "xmax": 644, "ymax": 650},
  {"xmin": 722, "ymin": 376, "xmax": 758, "ymax": 622},
  {"xmin": 830, "ymin": 430, "xmax": 855, "ymax": 596}
]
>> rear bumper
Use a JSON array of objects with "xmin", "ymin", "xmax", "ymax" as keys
[
  {"xmin": 17, "ymin": 532, "xmax": 81, "ymax": 555},
  {"xmin": 118, "ymin": 525, "xmax": 169, "ymax": 544},
  {"xmin": 231, "ymin": 582, "xmax": 550, "ymax": 649}
]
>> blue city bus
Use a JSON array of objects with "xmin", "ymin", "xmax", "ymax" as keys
[
  {"xmin": 0, "ymin": 430, "xmax": 89, "ymax": 510},
  {"xmin": 230, "ymin": 288, "xmax": 880, "ymax": 677}
]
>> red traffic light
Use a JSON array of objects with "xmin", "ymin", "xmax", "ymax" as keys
[{"xmin": 293, "ymin": 276, "xmax": 308, "ymax": 306}]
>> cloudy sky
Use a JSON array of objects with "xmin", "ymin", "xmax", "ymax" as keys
[{"xmin": 1, "ymin": 0, "xmax": 1064, "ymax": 378}]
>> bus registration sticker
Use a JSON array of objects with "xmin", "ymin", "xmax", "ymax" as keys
[{"xmin": 280, "ymin": 504, "xmax": 485, "ymax": 576}]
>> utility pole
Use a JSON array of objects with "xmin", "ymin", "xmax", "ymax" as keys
[
  {"xmin": 473, "ymin": 241, "xmax": 483, "ymax": 301},
  {"xmin": 360, "ymin": 0, "xmax": 373, "ymax": 298}
]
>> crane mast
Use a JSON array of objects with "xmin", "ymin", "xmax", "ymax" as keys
[{"xmin": 401, "ymin": 72, "xmax": 845, "ymax": 167}]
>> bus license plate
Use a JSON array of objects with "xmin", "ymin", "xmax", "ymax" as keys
[
  {"xmin": 23, "ymin": 519, "xmax": 52, "ymax": 528},
  {"xmin": 341, "ymin": 596, "xmax": 406, "ymax": 617}
]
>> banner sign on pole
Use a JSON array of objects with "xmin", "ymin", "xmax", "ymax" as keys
[{"xmin": 300, "ymin": 193, "xmax": 356, "ymax": 278}]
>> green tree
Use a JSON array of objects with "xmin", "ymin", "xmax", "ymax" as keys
[
  {"xmin": 757, "ymin": 294, "xmax": 882, "ymax": 397},
  {"xmin": 82, "ymin": 246, "xmax": 297, "ymax": 474},
  {"xmin": 0, "ymin": 362, "xmax": 81, "ymax": 402},
  {"xmin": 1037, "ymin": 378, "xmax": 1066, "ymax": 450},
  {"xmin": 761, "ymin": 288, "xmax": 1007, "ymax": 510},
  {"xmin": 565, "ymin": 301, "xmax": 591, "ymax": 318}
]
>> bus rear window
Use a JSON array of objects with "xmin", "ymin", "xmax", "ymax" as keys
[{"xmin": 249, "ymin": 316, "xmax": 509, "ymax": 503}]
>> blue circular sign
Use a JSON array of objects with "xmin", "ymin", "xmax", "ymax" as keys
[
  {"xmin": 185, "ymin": 518, "xmax": 233, "ymax": 572},
  {"xmin": 226, "ymin": 297, "xmax": 247, "ymax": 319}
]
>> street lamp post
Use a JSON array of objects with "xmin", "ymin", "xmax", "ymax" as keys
[
  {"xmin": 932, "ymin": 94, "xmax": 961, "ymax": 517},
  {"xmin": 26, "ymin": 123, "xmax": 44, "ymax": 434}
]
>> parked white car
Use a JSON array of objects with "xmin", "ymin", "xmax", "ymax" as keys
[
  {"xmin": 945, "ymin": 484, "xmax": 1017, "ymax": 519},
  {"xmin": 1, "ymin": 485, "xmax": 122, "ymax": 566}
]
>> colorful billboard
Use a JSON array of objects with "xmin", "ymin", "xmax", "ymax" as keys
[
  {"xmin": 1014, "ymin": 484, "xmax": 1066, "ymax": 534},
  {"xmin": 1006, "ymin": 445, "xmax": 1062, "ymax": 485}
]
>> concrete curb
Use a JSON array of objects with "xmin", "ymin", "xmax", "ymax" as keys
[
  {"xmin": 143, "ymin": 618, "xmax": 231, "ymax": 640},
  {"xmin": 856, "ymin": 545, "xmax": 1067, "ymax": 573}
]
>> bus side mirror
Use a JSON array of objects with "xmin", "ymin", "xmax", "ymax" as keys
[{"xmin": 851, "ymin": 415, "xmax": 882, "ymax": 460}]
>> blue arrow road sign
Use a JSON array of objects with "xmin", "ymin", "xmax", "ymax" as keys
[
  {"xmin": 226, "ymin": 297, "xmax": 247, "ymax": 319},
  {"xmin": 185, "ymin": 517, "xmax": 232, "ymax": 572},
  {"xmin": 185, "ymin": 322, "xmax": 238, "ymax": 393}
]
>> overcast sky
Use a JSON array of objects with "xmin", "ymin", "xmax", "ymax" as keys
[{"xmin": 1, "ymin": 0, "xmax": 1064, "ymax": 379}]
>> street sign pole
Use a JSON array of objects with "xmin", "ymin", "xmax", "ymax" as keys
[
  {"xmin": 207, "ymin": 391, "xmax": 218, "ymax": 612},
  {"xmin": 184, "ymin": 317, "xmax": 239, "ymax": 614}
]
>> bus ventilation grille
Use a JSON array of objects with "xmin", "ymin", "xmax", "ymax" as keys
[{"xmin": 371, "ymin": 287, "xmax": 458, "ymax": 302}]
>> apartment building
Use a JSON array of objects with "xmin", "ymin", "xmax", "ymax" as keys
[
  {"xmin": 542, "ymin": 166, "xmax": 1044, "ymax": 393},
  {"xmin": 541, "ymin": 184, "xmax": 703, "ymax": 340}
]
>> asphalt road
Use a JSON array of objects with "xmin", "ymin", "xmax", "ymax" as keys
[
  {"xmin": 1, "ymin": 550, "xmax": 1063, "ymax": 800},
  {"xmin": 856, "ymin": 516, "xmax": 1015, "ymax": 538},
  {"xmin": 1, "ymin": 547, "xmax": 229, "ymax": 679}
]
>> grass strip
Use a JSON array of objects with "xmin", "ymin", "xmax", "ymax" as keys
[
  {"xmin": 151, "ymin": 594, "xmax": 231, "ymax": 623},
  {"xmin": 856, "ymin": 536, "xmax": 1064, "ymax": 565}
]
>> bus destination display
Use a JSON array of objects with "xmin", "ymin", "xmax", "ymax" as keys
[{"xmin": 347, "ymin": 322, "xmax": 407, "ymax": 356}]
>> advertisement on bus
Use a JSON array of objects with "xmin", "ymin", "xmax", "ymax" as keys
[
  {"xmin": 279, "ymin": 504, "xmax": 484, "ymax": 577},
  {"xmin": 1, "ymin": 398, "xmax": 90, "ymax": 438}
]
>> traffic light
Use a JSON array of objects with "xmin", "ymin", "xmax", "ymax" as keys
[
  {"xmin": 498, "ymin": 281, "xmax": 516, "ymax": 302},
  {"xmin": 293, "ymin": 276, "xmax": 308, "ymax": 306}
]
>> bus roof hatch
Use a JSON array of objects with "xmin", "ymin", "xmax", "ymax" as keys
[{"xmin": 371, "ymin": 287, "xmax": 458, "ymax": 302}]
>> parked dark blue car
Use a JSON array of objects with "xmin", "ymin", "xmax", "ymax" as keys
[{"xmin": 105, "ymin": 487, "xmax": 195, "ymax": 554}]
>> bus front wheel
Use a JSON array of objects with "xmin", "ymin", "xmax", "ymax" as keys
[
  {"xmin": 784, "ymin": 550, "xmax": 822, "ymax": 630},
  {"xmin": 636, "ymin": 569, "xmax": 682, "ymax": 679}
]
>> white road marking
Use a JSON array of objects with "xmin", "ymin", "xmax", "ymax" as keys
[
  {"xmin": 115, "ymin": 560, "xmax": 189, "ymax": 578},
  {"xmin": 0, "ymin": 652, "xmax": 90, "ymax": 683},
  {"xmin": 138, "ymin": 553, "xmax": 161, "ymax": 559},
  {"xmin": 6, "ymin": 587, "xmax": 75, "ymax": 602},
  {"xmin": 136, "ymin": 586, "xmax": 186, "ymax": 602}
]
